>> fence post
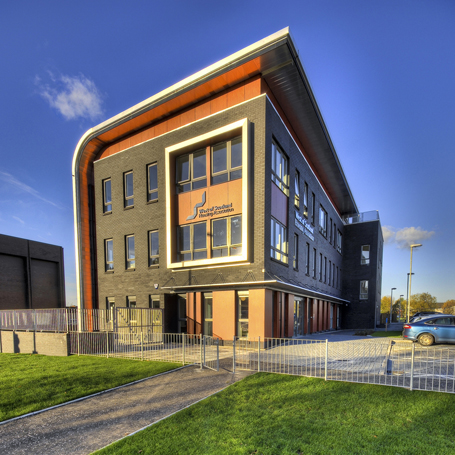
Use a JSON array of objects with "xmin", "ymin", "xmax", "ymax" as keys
[
  {"xmin": 141, "ymin": 332, "xmax": 144, "ymax": 361},
  {"xmin": 200, "ymin": 334, "xmax": 203, "ymax": 370},
  {"xmin": 258, "ymin": 336, "xmax": 261, "ymax": 373},
  {"xmin": 77, "ymin": 331, "xmax": 80, "ymax": 356},
  {"xmin": 106, "ymin": 330, "xmax": 109, "ymax": 359},
  {"xmin": 14, "ymin": 310, "xmax": 17, "ymax": 331},
  {"xmin": 182, "ymin": 334, "xmax": 186, "ymax": 366},
  {"xmin": 33, "ymin": 310, "xmax": 37, "ymax": 333},
  {"xmin": 216, "ymin": 339, "xmax": 219, "ymax": 372},
  {"xmin": 324, "ymin": 339, "xmax": 328, "ymax": 381},
  {"xmin": 233, "ymin": 337, "xmax": 236, "ymax": 373},
  {"xmin": 410, "ymin": 342, "xmax": 415, "ymax": 391}
]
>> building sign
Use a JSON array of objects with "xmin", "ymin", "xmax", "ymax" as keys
[
  {"xmin": 198, "ymin": 203, "xmax": 234, "ymax": 218},
  {"xmin": 295, "ymin": 211, "xmax": 315, "ymax": 241}
]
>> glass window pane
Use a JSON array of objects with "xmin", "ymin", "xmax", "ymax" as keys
[
  {"xmin": 212, "ymin": 142, "xmax": 227, "ymax": 174},
  {"xmin": 127, "ymin": 236, "xmax": 135, "ymax": 259},
  {"xmin": 231, "ymin": 216, "xmax": 242, "ymax": 245},
  {"xmin": 149, "ymin": 165, "xmax": 157, "ymax": 192},
  {"xmin": 212, "ymin": 173, "xmax": 228, "ymax": 185},
  {"xmin": 193, "ymin": 250, "xmax": 207, "ymax": 260},
  {"xmin": 230, "ymin": 169, "xmax": 242, "ymax": 181},
  {"xmin": 177, "ymin": 155, "xmax": 190, "ymax": 182},
  {"xmin": 192, "ymin": 149, "xmax": 206, "ymax": 180},
  {"xmin": 125, "ymin": 173, "xmax": 134, "ymax": 197},
  {"xmin": 179, "ymin": 225, "xmax": 191, "ymax": 252},
  {"xmin": 192, "ymin": 178, "xmax": 207, "ymax": 190},
  {"xmin": 150, "ymin": 232, "xmax": 159, "ymax": 256},
  {"xmin": 231, "ymin": 137, "xmax": 242, "ymax": 169},
  {"xmin": 104, "ymin": 180, "xmax": 111, "ymax": 204},
  {"xmin": 213, "ymin": 219, "xmax": 227, "ymax": 247},
  {"xmin": 106, "ymin": 240, "xmax": 113, "ymax": 262},
  {"xmin": 193, "ymin": 223, "xmax": 207, "ymax": 250}
]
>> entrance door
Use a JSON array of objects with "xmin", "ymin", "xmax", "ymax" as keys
[{"xmin": 294, "ymin": 297, "xmax": 304, "ymax": 337}]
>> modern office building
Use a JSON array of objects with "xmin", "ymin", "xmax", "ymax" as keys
[
  {"xmin": 72, "ymin": 28, "xmax": 382, "ymax": 338},
  {"xmin": 0, "ymin": 234, "xmax": 66, "ymax": 310}
]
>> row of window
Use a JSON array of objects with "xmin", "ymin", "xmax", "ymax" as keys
[
  {"xmin": 103, "ymin": 163, "xmax": 158, "ymax": 213},
  {"xmin": 106, "ymin": 295, "xmax": 161, "ymax": 312},
  {"xmin": 177, "ymin": 215, "xmax": 242, "ymax": 261},
  {"xmin": 104, "ymin": 231, "xmax": 159, "ymax": 271},
  {"xmin": 272, "ymin": 141, "xmax": 343, "ymax": 253},
  {"xmin": 176, "ymin": 136, "xmax": 242, "ymax": 193}
]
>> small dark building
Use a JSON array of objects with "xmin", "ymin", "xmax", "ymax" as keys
[{"xmin": 0, "ymin": 234, "xmax": 66, "ymax": 310}]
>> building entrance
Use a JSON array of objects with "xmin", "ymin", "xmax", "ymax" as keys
[{"xmin": 293, "ymin": 297, "xmax": 304, "ymax": 337}]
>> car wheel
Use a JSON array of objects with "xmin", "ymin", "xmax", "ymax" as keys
[{"xmin": 418, "ymin": 333, "xmax": 434, "ymax": 346}]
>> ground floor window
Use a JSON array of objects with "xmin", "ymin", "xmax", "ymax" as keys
[
  {"xmin": 149, "ymin": 295, "xmax": 160, "ymax": 309},
  {"xmin": 106, "ymin": 297, "xmax": 115, "ymax": 321},
  {"xmin": 360, "ymin": 280, "xmax": 368, "ymax": 300},
  {"xmin": 237, "ymin": 291, "xmax": 249, "ymax": 337},
  {"xmin": 203, "ymin": 293, "xmax": 213, "ymax": 336}
]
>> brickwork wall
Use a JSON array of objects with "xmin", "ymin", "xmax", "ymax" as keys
[{"xmin": 94, "ymin": 96, "xmax": 268, "ymax": 310}]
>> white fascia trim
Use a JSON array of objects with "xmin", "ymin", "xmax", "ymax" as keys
[{"xmin": 265, "ymin": 94, "xmax": 346, "ymax": 225}]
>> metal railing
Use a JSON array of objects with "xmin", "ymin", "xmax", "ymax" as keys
[
  {"xmin": 0, "ymin": 308, "xmax": 77, "ymax": 332},
  {"xmin": 233, "ymin": 337, "xmax": 455, "ymax": 394}
]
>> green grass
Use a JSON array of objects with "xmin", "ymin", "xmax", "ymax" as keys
[
  {"xmin": 0, "ymin": 354, "xmax": 180, "ymax": 422},
  {"xmin": 371, "ymin": 331, "xmax": 402, "ymax": 338},
  {"xmin": 95, "ymin": 373, "xmax": 455, "ymax": 455}
]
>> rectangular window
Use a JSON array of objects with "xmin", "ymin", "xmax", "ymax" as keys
[
  {"xmin": 212, "ymin": 215, "xmax": 242, "ymax": 257},
  {"xmin": 106, "ymin": 297, "xmax": 115, "ymax": 321},
  {"xmin": 319, "ymin": 205, "xmax": 327, "ymax": 237},
  {"xmin": 332, "ymin": 263, "xmax": 336, "ymax": 287},
  {"xmin": 311, "ymin": 192, "xmax": 315, "ymax": 224},
  {"xmin": 203, "ymin": 293, "xmax": 213, "ymax": 336},
  {"xmin": 105, "ymin": 239, "xmax": 114, "ymax": 271},
  {"xmin": 149, "ymin": 230, "xmax": 159, "ymax": 266},
  {"xmin": 294, "ymin": 170, "xmax": 300, "ymax": 208},
  {"xmin": 333, "ymin": 222, "xmax": 336, "ymax": 248},
  {"xmin": 177, "ymin": 222, "xmax": 207, "ymax": 261},
  {"xmin": 124, "ymin": 171, "xmax": 134, "ymax": 207},
  {"xmin": 293, "ymin": 234, "xmax": 299, "ymax": 270},
  {"xmin": 323, "ymin": 256, "xmax": 327, "ymax": 283},
  {"xmin": 176, "ymin": 149, "xmax": 206, "ymax": 193},
  {"xmin": 337, "ymin": 230, "xmax": 342, "ymax": 253},
  {"xmin": 147, "ymin": 163, "xmax": 158, "ymax": 202},
  {"xmin": 103, "ymin": 179, "xmax": 112, "ymax": 213},
  {"xmin": 271, "ymin": 141, "xmax": 289, "ymax": 195},
  {"xmin": 329, "ymin": 260, "xmax": 332, "ymax": 285},
  {"xmin": 237, "ymin": 291, "xmax": 249, "ymax": 337},
  {"xmin": 361, "ymin": 245, "xmax": 370, "ymax": 265},
  {"xmin": 271, "ymin": 217, "xmax": 288, "ymax": 264},
  {"xmin": 319, "ymin": 253, "xmax": 323, "ymax": 281},
  {"xmin": 150, "ymin": 295, "xmax": 160, "ymax": 309},
  {"xmin": 127, "ymin": 295, "xmax": 136, "ymax": 308},
  {"xmin": 305, "ymin": 242, "xmax": 310, "ymax": 275},
  {"xmin": 312, "ymin": 248, "xmax": 317, "ymax": 278},
  {"xmin": 330, "ymin": 218, "xmax": 333, "ymax": 244},
  {"xmin": 360, "ymin": 280, "xmax": 368, "ymax": 300},
  {"xmin": 303, "ymin": 182, "xmax": 308, "ymax": 217},
  {"xmin": 211, "ymin": 136, "xmax": 242, "ymax": 184},
  {"xmin": 126, "ymin": 235, "xmax": 135, "ymax": 269},
  {"xmin": 178, "ymin": 294, "xmax": 187, "ymax": 333}
]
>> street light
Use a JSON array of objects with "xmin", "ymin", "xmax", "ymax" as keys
[
  {"xmin": 406, "ymin": 272, "xmax": 414, "ymax": 321},
  {"xmin": 399, "ymin": 294, "xmax": 404, "ymax": 320},
  {"xmin": 389, "ymin": 287, "xmax": 396, "ymax": 325},
  {"xmin": 407, "ymin": 244, "xmax": 422, "ymax": 323}
]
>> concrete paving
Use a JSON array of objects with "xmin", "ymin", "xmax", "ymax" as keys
[{"xmin": 0, "ymin": 362, "xmax": 250, "ymax": 455}]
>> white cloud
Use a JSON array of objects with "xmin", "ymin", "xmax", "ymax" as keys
[
  {"xmin": 36, "ymin": 72, "xmax": 103, "ymax": 121},
  {"xmin": 383, "ymin": 225, "xmax": 435, "ymax": 249},
  {"xmin": 0, "ymin": 171, "xmax": 62, "ymax": 208},
  {"xmin": 12, "ymin": 216, "xmax": 25, "ymax": 224}
]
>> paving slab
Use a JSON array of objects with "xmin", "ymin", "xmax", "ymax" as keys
[{"xmin": 0, "ymin": 361, "xmax": 250, "ymax": 455}]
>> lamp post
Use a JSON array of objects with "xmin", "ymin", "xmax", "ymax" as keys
[
  {"xmin": 389, "ymin": 287, "xmax": 396, "ymax": 325},
  {"xmin": 399, "ymin": 294, "xmax": 404, "ymax": 320},
  {"xmin": 406, "ymin": 273, "xmax": 414, "ymax": 321},
  {"xmin": 407, "ymin": 244, "xmax": 422, "ymax": 323}
]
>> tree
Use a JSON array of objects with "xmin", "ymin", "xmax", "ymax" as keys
[
  {"xmin": 381, "ymin": 295, "xmax": 391, "ymax": 313},
  {"xmin": 410, "ymin": 292, "xmax": 437, "ymax": 313},
  {"xmin": 442, "ymin": 299, "xmax": 455, "ymax": 315}
]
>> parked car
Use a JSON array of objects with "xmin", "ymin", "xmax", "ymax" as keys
[
  {"xmin": 409, "ymin": 311, "xmax": 439, "ymax": 322},
  {"xmin": 402, "ymin": 315, "xmax": 455, "ymax": 346}
]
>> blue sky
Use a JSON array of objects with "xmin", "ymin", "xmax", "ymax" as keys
[{"xmin": 0, "ymin": 0, "xmax": 454, "ymax": 306}]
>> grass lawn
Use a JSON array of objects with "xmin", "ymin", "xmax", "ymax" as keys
[
  {"xmin": 95, "ymin": 373, "xmax": 455, "ymax": 455},
  {"xmin": 371, "ymin": 331, "xmax": 402, "ymax": 338},
  {"xmin": 0, "ymin": 354, "xmax": 180, "ymax": 422}
]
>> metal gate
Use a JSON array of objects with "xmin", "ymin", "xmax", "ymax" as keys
[{"xmin": 202, "ymin": 336, "xmax": 220, "ymax": 371}]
